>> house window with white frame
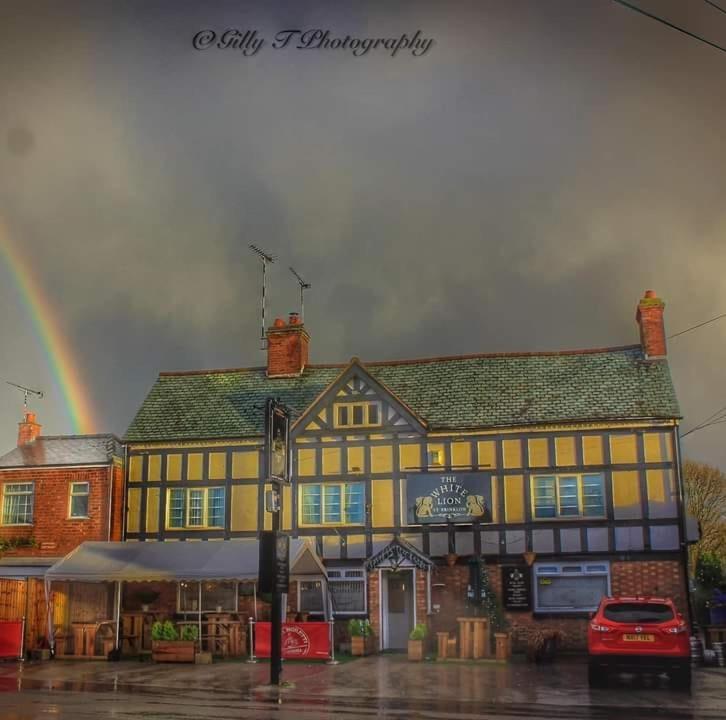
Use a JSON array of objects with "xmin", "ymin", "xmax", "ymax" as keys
[
  {"xmin": 299, "ymin": 579, "xmax": 325, "ymax": 613},
  {"xmin": 167, "ymin": 487, "xmax": 225, "ymax": 529},
  {"xmin": 328, "ymin": 568, "xmax": 366, "ymax": 615},
  {"xmin": 2, "ymin": 483, "xmax": 34, "ymax": 525},
  {"xmin": 533, "ymin": 562, "xmax": 610, "ymax": 613},
  {"xmin": 334, "ymin": 401, "xmax": 381, "ymax": 428},
  {"xmin": 532, "ymin": 473, "xmax": 605, "ymax": 519},
  {"xmin": 300, "ymin": 482, "xmax": 365, "ymax": 526},
  {"xmin": 69, "ymin": 482, "xmax": 90, "ymax": 518}
]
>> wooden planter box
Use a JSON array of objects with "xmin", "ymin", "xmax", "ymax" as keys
[
  {"xmin": 351, "ymin": 635, "xmax": 373, "ymax": 656},
  {"xmin": 494, "ymin": 633, "xmax": 511, "ymax": 661},
  {"xmin": 151, "ymin": 640, "xmax": 195, "ymax": 663},
  {"xmin": 408, "ymin": 639, "xmax": 424, "ymax": 661}
]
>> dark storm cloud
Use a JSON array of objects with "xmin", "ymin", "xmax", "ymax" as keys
[{"xmin": 0, "ymin": 0, "xmax": 724, "ymax": 468}]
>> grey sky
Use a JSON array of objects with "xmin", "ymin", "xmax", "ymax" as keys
[{"xmin": 1, "ymin": 0, "xmax": 724, "ymax": 468}]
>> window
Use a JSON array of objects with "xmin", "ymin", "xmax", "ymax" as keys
[
  {"xmin": 178, "ymin": 581, "xmax": 237, "ymax": 612},
  {"xmin": 167, "ymin": 487, "xmax": 225, "ymax": 529},
  {"xmin": 2, "ymin": 483, "xmax": 34, "ymax": 525},
  {"xmin": 427, "ymin": 449, "xmax": 443, "ymax": 466},
  {"xmin": 300, "ymin": 482, "xmax": 365, "ymax": 525},
  {"xmin": 334, "ymin": 402, "xmax": 381, "ymax": 428},
  {"xmin": 603, "ymin": 602, "xmax": 674, "ymax": 624},
  {"xmin": 534, "ymin": 562, "xmax": 610, "ymax": 613},
  {"xmin": 69, "ymin": 482, "xmax": 89, "ymax": 518},
  {"xmin": 328, "ymin": 568, "xmax": 366, "ymax": 615},
  {"xmin": 532, "ymin": 474, "xmax": 605, "ymax": 519}
]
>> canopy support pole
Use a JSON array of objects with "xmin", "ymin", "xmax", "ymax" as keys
[
  {"xmin": 198, "ymin": 581, "xmax": 202, "ymax": 653},
  {"xmin": 253, "ymin": 582, "xmax": 258, "ymax": 621},
  {"xmin": 114, "ymin": 581, "xmax": 122, "ymax": 651},
  {"xmin": 44, "ymin": 579, "xmax": 53, "ymax": 655}
]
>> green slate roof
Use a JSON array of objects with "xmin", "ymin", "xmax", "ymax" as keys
[{"xmin": 124, "ymin": 345, "xmax": 680, "ymax": 442}]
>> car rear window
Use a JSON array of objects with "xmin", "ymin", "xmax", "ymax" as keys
[{"xmin": 603, "ymin": 602, "xmax": 674, "ymax": 623}]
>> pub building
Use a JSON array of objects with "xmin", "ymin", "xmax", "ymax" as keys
[{"xmin": 123, "ymin": 291, "xmax": 695, "ymax": 652}]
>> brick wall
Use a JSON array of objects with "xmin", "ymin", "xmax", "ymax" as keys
[
  {"xmin": 368, "ymin": 571, "xmax": 380, "ymax": 645},
  {"xmin": 0, "ymin": 465, "xmax": 118, "ymax": 556}
]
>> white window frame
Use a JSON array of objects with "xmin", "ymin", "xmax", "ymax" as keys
[
  {"xmin": 176, "ymin": 581, "xmax": 238, "ymax": 613},
  {"xmin": 327, "ymin": 567, "xmax": 368, "ymax": 616},
  {"xmin": 68, "ymin": 481, "xmax": 90, "ymax": 519},
  {"xmin": 333, "ymin": 401, "xmax": 382, "ymax": 429},
  {"xmin": 297, "ymin": 578, "xmax": 327, "ymax": 615},
  {"xmin": 533, "ymin": 561, "xmax": 610, "ymax": 614},
  {"xmin": 166, "ymin": 486, "xmax": 225, "ymax": 530},
  {"xmin": 531, "ymin": 473, "xmax": 606, "ymax": 520},
  {"xmin": 2, "ymin": 482, "xmax": 34, "ymax": 526},
  {"xmin": 298, "ymin": 481, "xmax": 366, "ymax": 527}
]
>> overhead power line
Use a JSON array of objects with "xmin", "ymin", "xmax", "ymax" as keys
[
  {"xmin": 703, "ymin": 0, "xmax": 726, "ymax": 16},
  {"xmin": 611, "ymin": 0, "xmax": 726, "ymax": 55},
  {"xmin": 681, "ymin": 403, "xmax": 726, "ymax": 438},
  {"xmin": 668, "ymin": 313, "xmax": 726, "ymax": 340}
]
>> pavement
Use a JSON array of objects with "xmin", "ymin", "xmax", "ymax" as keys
[{"xmin": 0, "ymin": 654, "xmax": 724, "ymax": 719}]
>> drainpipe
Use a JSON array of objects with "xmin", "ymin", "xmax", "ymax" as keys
[
  {"xmin": 673, "ymin": 425, "xmax": 695, "ymax": 628},
  {"xmin": 122, "ymin": 444, "xmax": 129, "ymax": 540},
  {"xmin": 106, "ymin": 460, "xmax": 114, "ymax": 541}
]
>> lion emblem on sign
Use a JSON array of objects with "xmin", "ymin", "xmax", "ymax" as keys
[
  {"xmin": 466, "ymin": 494, "xmax": 487, "ymax": 517},
  {"xmin": 415, "ymin": 496, "xmax": 433, "ymax": 517}
]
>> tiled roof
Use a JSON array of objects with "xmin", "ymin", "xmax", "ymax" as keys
[
  {"xmin": 124, "ymin": 345, "xmax": 680, "ymax": 442},
  {"xmin": 0, "ymin": 435, "xmax": 123, "ymax": 469}
]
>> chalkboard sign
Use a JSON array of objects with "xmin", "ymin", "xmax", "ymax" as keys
[
  {"xmin": 502, "ymin": 565, "xmax": 531, "ymax": 611},
  {"xmin": 259, "ymin": 531, "xmax": 290, "ymax": 594}
]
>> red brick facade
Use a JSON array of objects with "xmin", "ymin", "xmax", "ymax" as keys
[
  {"xmin": 266, "ymin": 315, "xmax": 310, "ymax": 377},
  {"xmin": 636, "ymin": 290, "xmax": 667, "ymax": 358},
  {"xmin": 0, "ymin": 463, "xmax": 124, "ymax": 557}
]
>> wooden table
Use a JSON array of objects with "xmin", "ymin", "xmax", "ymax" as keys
[
  {"xmin": 71, "ymin": 623, "xmax": 98, "ymax": 657},
  {"xmin": 121, "ymin": 612, "xmax": 159, "ymax": 654},
  {"xmin": 456, "ymin": 617, "xmax": 489, "ymax": 659}
]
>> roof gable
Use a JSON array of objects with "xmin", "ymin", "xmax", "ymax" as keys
[{"xmin": 0, "ymin": 435, "xmax": 122, "ymax": 469}]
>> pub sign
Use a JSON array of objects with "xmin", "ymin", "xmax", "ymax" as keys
[
  {"xmin": 265, "ymin": 398, "xmax": 290, "ymax": 484},
  {"xmin": 405, "ymin": 472, "xmax": 493, "ymax": 525},
  {"xmin": 502, "ymin": 565, "xmax": 531, "ymax": 611}
]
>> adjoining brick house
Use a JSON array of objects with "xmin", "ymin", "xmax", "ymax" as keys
[
  {"xmin": 124, "ymin": 290, "xmax": 694, "ymax": 651},
  {"xmin": 0, "ymin": 413, "xmax": 124, "ymax": 652}
]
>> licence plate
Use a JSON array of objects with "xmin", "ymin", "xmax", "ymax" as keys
[{"xmin": 623, "ymin": 634, "xmax": 655, "ymax": 642}]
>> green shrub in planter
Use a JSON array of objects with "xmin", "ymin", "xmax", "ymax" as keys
[
  {"xmin": 180, "ymin": 625, "xmax": 198, "ymax": 642},
  {"xmin": 152, "ymin": 620, "xmax": 179, "ymax": 641},
  {"xmin": 409, "ymin": 623, "xmax": 427, "ymax": 641},
  {"xmin": 348, "ymin": 619, "xmax": 372, "ymax": 637}
]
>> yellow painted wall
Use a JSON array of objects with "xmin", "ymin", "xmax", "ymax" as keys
[
  {"xmin": 127, "ymin": 488, "xmax": 141, "ymax": 533},
  {"xmin": 187, "ymin": 453, "xmax": 203, "ymax": 480},
  {"xmin": 230, "ymin": 485, "xmax": 258, "ymax": 532},
  {"xmin": 129, "ymin": 456, "xmax": 143, "ymax": 483},
  {"xmin": 148, "ymin": 455, "xmax": 161, "ymax": 482},
  {"xmin": 399, "ymin": 444, "xmax": 420, "ymax": 471},
  {"xmin": 610, "ymin": 434, "xmax": 638, "ymax": 464},
  {"xmin": 502, "ymin": 439, "xmax": 522, "ymax": 469},
  {"xmin": 264, "ymin": 483, "xmax": 273, "ymax": 531},
  {"xmin": 555, "ymin": 436, "xmax": 576, "ymax": 466},
  {"xmin": 427, "ymin": 442, "xmax": 445, "ymax": 468},
  {"xmin": 371, "ymin": 445, "xmax": 393, "ymax": 474},
  {"xmin": 612, "ymin": 470, "xmax": 640, "ymax": 514},
  {"xmin": 166, "ymin": 454, "xmax": 182, "ymax": 482},
  {"xmin": 504, "ymin": 475, "xmax": 524, "ymax": 522},
  {"xmin": 322, "ymin": 447, "xmax": 341, "ymax": 475},
  {"xmin": 582, "ymin": 436, "xmax": 604, "ymax": 466},
  {"xmin": 477, "ymin": 441, "xmax": 496, "ymax": 469},
  {"xmin": 491, "ymin": 476, "xmax": 499, "ymax": 522},
  {"xmin": 371, "ymin": 479, "xmax": 394, "ymax": 527},
  {"xmin": 644, "ymin": 432, "xmax": 672, "ymax": 463},
  {"xmin": 297, "ymin": 448, "xmax": 316, "ymax": 477},
  {"xmin": 646, "ymin": 469, "xmax": 667, "ymax": 503},
  {"xmin": 451, "ymin": 441, "xmax": 472, "ymax": 468},
  {"xmin": 528, "ymin": 438, "xmax": 549, "ymax": 467},
  {"xmin": 232, "ymin": 451, "xmax": 259, "ymax": 479},
  {"xmin": 282, "ymin": 485, "xmax": 292, "ymax": 530},
  {"xmin": 209, "ymin": 452, "xmax": 227, "ymax": 480},
  {"xmin": 347, "ymin": 447, "xmax": 365, "ymax": 474},
  {"xmin": 146, "ymin": 488, "xmax": 160, "ymax": 533}
]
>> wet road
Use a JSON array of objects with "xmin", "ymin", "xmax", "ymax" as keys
[{"xmin": 0, "ymin": 656, "xmax": 724, "ymax": 719}]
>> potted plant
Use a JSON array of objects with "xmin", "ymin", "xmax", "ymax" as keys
[
  {"xmin": 408, "ymin": 623, "xmax": 428, "ymax": 661},
  {"xmin": 135, "ymin": 589, "xmax": 159, "ymax": 613},
  {"xmin": 526, "ymin": 629, "xmax": 563, "ymax": 663},
  {"xmin": 348, "ymin": 618, "xmax": 373, "ymax": 656},
  {"xmin": 151, "ymin": 620, "xmax": 196, "ymax": 662}
]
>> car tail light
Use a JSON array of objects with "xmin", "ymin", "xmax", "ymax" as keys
[
  {"xmin": 590, "ymin": 623, "xmax": 613, "ymax": 632},
  {"xmin": 665, "ymin": 623, "xmax": 688, "ymax": 634}
]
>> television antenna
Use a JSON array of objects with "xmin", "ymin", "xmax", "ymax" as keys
[
  {"xmin": 5, "ymin": 381, "xmax": 44, "ymax": 411},
  {"xmin": 249, "ymin": 244, "xmax": 277, "ymax": 350},
  {"xmin": 289, "ymin": 267, "xmax": 311, "ymax": 323}
]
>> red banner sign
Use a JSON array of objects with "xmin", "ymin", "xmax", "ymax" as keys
[
  {"xmin": 0, "ymin": 620, "xmax": 23, "ymax": 659},
  {"xmin": 255, "ymin": 622, "xmax": 330, "ymax": 659}
]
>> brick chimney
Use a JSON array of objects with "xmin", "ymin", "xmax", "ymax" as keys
[
  {"xmin": 18, "ymin": 411, "xmax": 41, "ymax": 446},
  {"xmin": 636, "ymin": 290, "xmax": 667, "ymax": 359},
  {"xmin": 266, "ymin": 313, "xmax": 310, "ymax": 377}
]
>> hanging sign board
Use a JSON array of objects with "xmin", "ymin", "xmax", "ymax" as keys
[
  {"xmin": 502, "ymin": 565, "xmax": 531, "ymax": 611},
  {"xmin": 265, "ymin": 398, "xmax": 290, "ymax": 485},
  {"xmin": 405, "ymin": 472, "xmax": 493, "ymax": 525}
]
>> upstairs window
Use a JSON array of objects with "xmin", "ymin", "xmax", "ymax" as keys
[
  {"xmin": 300, "ymin": 482, "xmax": 365, "ymax": 526},
  {"xmin": 2, "ymin": 483, "xmax": 34, "ymax": 525},
  {"xmin": 334, "ymin": 402, "xmax": 381, "ymax": 428},
  {"xmin": 167, "ymin": 487, "xmax": 225, "ymax": 529},
  {"xmin": 69, "ymin": 482, "xmax": 90, "ymax": 518},
  {"xmin": 532, "ymin": 474, "xmax": 605, "ymax": 519}
]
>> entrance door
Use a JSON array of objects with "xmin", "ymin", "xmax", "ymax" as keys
[{"xmin": 385, "ymin": 570, "xmax": 414, "ymax": 649}]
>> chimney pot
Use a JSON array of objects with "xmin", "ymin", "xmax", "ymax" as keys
[
  {"xmin": 636, "ymin": 290, "xmax": 667, "ymax": 359},
  {"xmin": 17, "ymin": 411, "xmax": 42, "ymax": 447},
  {"xmin": 644, "ymin": 289, "xmax": 656, "ymax": 299},
  {"xmin": 266, "ymin": 319, "xmax": 310, "ymax": 377},
  {"xmin": 288, "ymin": 312, "xmax": 300, "ymax": 326},
  {"xmin": 273, "ymin": 317, "xmax": 286, "ymax": 328}
]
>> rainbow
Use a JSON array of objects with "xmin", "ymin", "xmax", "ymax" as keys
[{"xmin": 0, "ymin": 220, "xmax": 96, "ymax": 434}]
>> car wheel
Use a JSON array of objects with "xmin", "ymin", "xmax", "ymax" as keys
[
  {"xmin": 588, "ymin": 661, "xmax": 607, "ymax": 688},
  {"xmin": 670, "ymin": 664, "xmax": 692, "ymax": 691}
]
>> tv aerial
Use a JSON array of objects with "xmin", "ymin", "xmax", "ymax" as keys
[
  {"xmin": 5, "ymin": 381, "xmax": 44, "ymax": 411},
  {"xmin": 289, "ymin": 267, "xmax": 311, "ymax": 323},
  {"xmin": 249, "ymin": 244, "xmax": 278, "ymax": 350}
]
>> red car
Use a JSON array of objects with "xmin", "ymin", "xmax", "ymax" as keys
[{"xmin": 587, "ymin": 596, "xmax": 691, "ymax": 689}]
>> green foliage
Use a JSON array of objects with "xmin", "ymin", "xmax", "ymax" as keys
[
  {"xmin": 409, "ymin": 623, "xmax": 427, "ymax": 641},
  {"xmin": 151, "ymin": 620, "xmax": 178, "ymax": 641},
  {"xmin": 348, "ymin": 619, "xmax": 372, "ymax": 638},
  {"xmin": 478, "ymin": 563, "xmax": 509, "ymax": 633},
  {"xmin": 696, "ymin": 552, "xmax": 724, "ymax": 589},
  {"xmin": 179, "ymin": 625, "xmax": 198, "ymax": 642},
  {"xmin": 0, "ymin": 536, "xmax": 38, "ymax": 553}
]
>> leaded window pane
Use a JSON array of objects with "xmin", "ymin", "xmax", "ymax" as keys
[
  {"xmin": 207, "ymin": 487, "xmax": 225, "ymax": 527},
  {"xmin": 582, "ymin": 474, "xmax": 605, "ymax": 517},
  {"xmin": 533, "ymin": 476, "xmax": 556, "ymax": 518},
  {"xmin": 302, "ymin": 485, "xmax": 322, "ymax": 524},
  {"xmin": 2, "ymin": 483, "xmax": 34, "ymax": 524},
  {"xmin": 344, "ymin": 483, "xmax": 364, "ymax": 524},
  {"xmin": 323, "ymin": 485, "xmax": 342, "ymax": 523},
  {"xmin": 188, "ymin": 490, "xmax": 204, "ymax": 526},
  {"xmin": 558, "ymin": 476, "xmax": 579, "ymax": 516},
  {"xmin": 169, "ymin": 489, "xmax": 185, "ymax": 528}
]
